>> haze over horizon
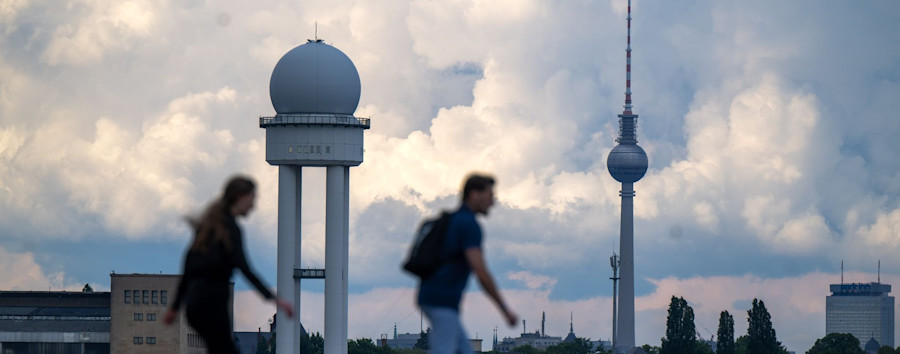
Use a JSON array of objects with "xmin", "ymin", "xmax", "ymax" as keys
[{"xmin": 1, "ymin": 0, "xmax": 899, "ymax": 351}]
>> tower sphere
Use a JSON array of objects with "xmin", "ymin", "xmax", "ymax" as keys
[
  {"xmin": 269, "ymin": 40, "xmax": 361, "ymax": 115},
  {"xmin": 607, "ymin": 144, "xmax": 648, "ymax": 183}
]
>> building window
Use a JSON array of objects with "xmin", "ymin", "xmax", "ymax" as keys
[
  {"xmin": 146, "ymin": 337, "xmax": 156, "ymax": 345},
  {"xmin": 124, "ymin": 290, "xmax": 131, "ymax": 303},
  {"xmin": 147, "ymin": 313, "xmax": 157, "ymax": 321},
  {"xmin": 134, "ymin": 313, "xmax": 143, "ymax": 321},
  {"xmin": 132, "ymin": 290, "xmax": 140, "ymax": 304},
  {"xmin": 142, "ymin": 290, "xmax": 149, "ymax": 304},
  {"xmin": 160, "ymin": 290, "xmax": 168, "ymax": 305},
  {"xmin": 133, "ymin": 337, "xmax": 143, "ymax": 345},
  {"xmin": 152, "ymin": 290, "xmax": 158, "ymax": 304}
]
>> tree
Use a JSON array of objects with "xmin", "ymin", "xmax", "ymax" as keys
[
  {"xmin": 413, "ymin": 328, "xmax": 430, "ymax": 350},
  {"xmin": 641, "ymin": 344, "xmax": 661, "ymax": 354},
  {"xmin": 82, "ymin": 284, "xmax": 93, "ymax": 292},
  {"xmin": 747, "ymin": 299, "xmax": 780, "ymax": 354},
  {"xmin": 256, "ymin": 334, "xmax": 271, "ymax": 354},
  {"xmin": 297, "ymin": 331, "xmax": 324, "ymax": 354},
  {"xmin": 806, "ymin": 333, "xmax": 864, "ymax": 354},
  {"xmin": 546, "ymin": 337, "xmax": 593, "ymax": 354},
  {"xmin": 308, "ymin": 332, "xmax": 324, "ymax": 354},
  {"xmin": 734, "ymin": 335, "xmax": 748, "ymax": 354},
  {"xmin": 348, "ymin": 338, "xmax": 390, "ymax": 354},
  {"xmin": 746, "ymin": 298, "xmax": 781, "ymax": 354},
  {"xmin": 661, "ymin": 296, "xmax": 697, "ymax": 354},
  {"xmin": 716, "ymin": 310, "xmax": 735, "ymax": 354},
  {"xmin": 877, "ymin": 346, "xmax": 899, "ymax": 354}
]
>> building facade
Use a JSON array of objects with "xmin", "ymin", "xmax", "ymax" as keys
[
  {"xmin": 826, "ymin": 282, "xmax": 894, "ymax": 348},
  {"xmin": 110, "ymin": 273, "xmax": 232, "ymax": 354},
  {"xmin": 0, "ymin": 289, "xmax": 110, "ymax": 354}
]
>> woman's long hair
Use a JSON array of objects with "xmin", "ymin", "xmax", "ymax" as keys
[{"xmin": 188, "ymin": 175, "xmax": 255, "ymax": 252}]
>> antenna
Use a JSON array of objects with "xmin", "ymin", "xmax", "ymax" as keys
[
  {"xmin": 841, "ymin": 260, "xmax": 844, "ymax": 285},
  {"xmin": 878, "ymin": 260, "xmax": 881, "ymax": 283},
  {"xmin": 610, "ymin": 252, "xmax": 620, "ymax": 349},
  {"xmin": 623, "ymin": 0, "xmax": 633, "ymax": 114},
  {"xmin": 570, "ymin": 312, "xmax": 574, "ymax": 333},
  {"xmin": 315, "ymin": 22, "xmax": 318, "ymax": 41}
]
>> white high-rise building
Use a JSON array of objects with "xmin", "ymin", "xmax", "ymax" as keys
[{"xmin": 826, "ymin": 282, "xmax": 894, "ymax": 348}]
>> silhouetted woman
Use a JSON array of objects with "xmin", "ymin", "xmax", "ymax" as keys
[{"xmin": 164, "ymin": 175, "xmax": 293, "ymax": 353}]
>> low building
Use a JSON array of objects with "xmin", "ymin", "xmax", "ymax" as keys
[
  {"xmin": 110, "ymin": 273, "xmax": 233, "ymax": 354},
  {"xmin": 0, "ymin": 287, "xmax": 111, "ymax": 354}
]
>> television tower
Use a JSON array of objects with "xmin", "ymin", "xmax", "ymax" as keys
[
  {"xmin": 606, "ymin": 0, "xmax": 648, "ymax": 353},
  {"xmin": 262, "ymin": 39, "xmax": 370, "ymax": 354}
]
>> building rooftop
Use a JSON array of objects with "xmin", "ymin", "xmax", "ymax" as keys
[
  {"xmin": 0, "ymin": 291, "xmax": 110, "ymax": 307},
  {"xmin": 829, "ymin": 283, "xmax": 892, "ymax": 296}
]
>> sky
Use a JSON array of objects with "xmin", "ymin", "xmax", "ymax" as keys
[{"xmin": 1, "ymin": 0, "xmax": 899, "ymax": 351}]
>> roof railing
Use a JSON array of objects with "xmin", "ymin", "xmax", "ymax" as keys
[{"xmin": 259, "ymin": 113, "xmax": 370, "ymax": 129}]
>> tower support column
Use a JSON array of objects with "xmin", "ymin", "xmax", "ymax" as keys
[
  {"xmin": 276, "ymin": 165, "xmax": 301, "ymax": 354},
  {"xmin": 616, "ymin": 182, "xmax": 635, "ymax": 353},
  {"xmin": 325, "ymin": 166, "xmax": 350, "ymax": 354}
]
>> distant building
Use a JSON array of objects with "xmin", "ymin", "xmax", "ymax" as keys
[
  {"xmin": 382, "ymin": 327, "xmax": 481, "ymax": 352},
  {"xmin": 864, "ymin": 337, "xmax": 881, "ymax": 354},
  {"xmin": 234, "ymin": 330, "xmax": 272, "ymax": 354},
  {"xmin": 826, "ymin": 282, "xmax": 894, "ymax": 348},
  {"xmin": 495, "ymin": 331, "xmax": 562, "ymax": 351},
  {"xmin": 110, "ymin": 273, "xmax": 232, "ymax": 354},
  {"xmin": 0, "ymin": 288, "xmax": 111, "ymax": 354},
  {"xmin": 384, "ymin": 332, "xmax": 420, "ymax": 349}
]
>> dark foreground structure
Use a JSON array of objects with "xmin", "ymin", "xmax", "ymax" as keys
[{"xmin": 0, "ymin": 290, "xmax": 111, "ymax": 354}]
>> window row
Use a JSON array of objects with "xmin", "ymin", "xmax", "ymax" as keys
[
  {"xmin": 133, "ymin": 337, "xmax": 156, "ymax": 345},
  {"xmin": 133, "ymin": 313, "xmax": 157, "ymax": 321},
  {"xmin": 124, "ymin": 290, "xmax": 167, "ymax": 305}
]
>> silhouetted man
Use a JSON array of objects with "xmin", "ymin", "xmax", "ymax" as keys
[{"xmin": 417, "ymin": 173, "xmax": 517, "ymax": 354}]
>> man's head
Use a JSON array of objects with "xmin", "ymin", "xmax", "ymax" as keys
[{"xmin": 462, "ymin": 173, "xmax": 495, "ymax": 215}]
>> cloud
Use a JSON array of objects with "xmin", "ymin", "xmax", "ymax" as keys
[
  {"xmin": 0, "ymin": 246, "xmax": 95, "ymax": 291},
  {"xmin": 508, "ymin": 270, "xmax": 557, "ymax": 291},
  {"xmin": 0, "ymin": 87, "xmax": 249, "ymax": 239},
  {"xmin": 42, "ymin": 0, "xmax": 157, "ymax": 66}
]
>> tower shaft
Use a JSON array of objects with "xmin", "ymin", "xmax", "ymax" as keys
[
  {"xmin": 616, "ymin": 183, "xmax": 636, "ymax": 352},
  {"xmin": 324, "ymin": 166, "xmax": 350, "ymax": 354},
  {"xmin": 276, "ymin": 166, "xmax": 302, "ymax": 354}
]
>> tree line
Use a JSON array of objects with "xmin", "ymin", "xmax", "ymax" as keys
[
  {"xmin": 652, "ymin": 295, "xmax": 900, "ymax": 354},
  {"xmin": 253, "ymin": 296, "xmax": 900, "ymax": 353}
]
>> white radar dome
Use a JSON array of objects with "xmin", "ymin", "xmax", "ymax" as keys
[{"xmin": 269, "ymin": 40, "xmax": 361, "ymax": 115}]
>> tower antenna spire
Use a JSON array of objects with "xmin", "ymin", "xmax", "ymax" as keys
[{"xmin": 623, "ymin": 0, "xmax": 633, "ymax": 115}]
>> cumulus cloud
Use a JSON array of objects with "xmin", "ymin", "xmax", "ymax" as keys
[
  {"xmin": 0, "ymin": 87, "xmax": 251, "ymax": 239},
  {"xmin": 42, "ymin": 0, "xmax": 157, "ymax": 66},
  {"xmin": 0, "ymin": 246, "xmax": 95, "ymax": 291}
]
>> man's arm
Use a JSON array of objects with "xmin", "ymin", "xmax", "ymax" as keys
[{"xmin": 465, "ymin": 247, "xmax": 517, "ymax": 327}]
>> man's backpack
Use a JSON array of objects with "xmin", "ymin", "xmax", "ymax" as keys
[{"xmin": 402, "ymin": 211, "xmax": 454, "ymax": 279}]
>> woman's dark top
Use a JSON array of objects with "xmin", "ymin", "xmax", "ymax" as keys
[{"xmin": 170, "ymin": 211, "xmax": 273, "ymax": 311}]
